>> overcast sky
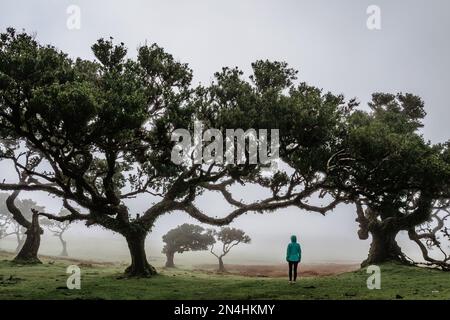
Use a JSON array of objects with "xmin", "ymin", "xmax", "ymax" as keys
[{"xmin": 0, "ymin": 0, "xmax": 449, "ymax": 265}]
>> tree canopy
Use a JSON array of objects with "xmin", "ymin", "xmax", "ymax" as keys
[
  {"xmin": 1, "ymin": 28, "xmax": 449, "ymax": 274},
  {"xmin": 0, "ymin": 29, "xmax": 355, "ymax": 275}
]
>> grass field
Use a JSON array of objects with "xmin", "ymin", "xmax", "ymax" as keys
[{"xmin": 0, "ymin": 251, "xmax": 449, "ymax": 300}]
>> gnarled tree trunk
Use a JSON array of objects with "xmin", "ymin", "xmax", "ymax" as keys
[
  {"xmin": 361, "ymin": 228, "xmax": 407, "ymax": 267},
  {"xmin": 7, "ymin": 188, "xmax": 43, "ymax": 263},
  {"xmin": 124, "ymin": 231, "xmax": 156, "ymax": 277},
  {"xmin": 356, "ymin": 203, "xmax": 409, "ymax": 267},
  {"xmin": 14, "ymin": 212, "xmax": 42, "ymax": 264},
  {"xmin": 218, "ymin": 256, "xmax": 225, "ymax": 272},
  {"xmin": 165, "ymin": 251, "xmax": 175, "ymax": 268}
]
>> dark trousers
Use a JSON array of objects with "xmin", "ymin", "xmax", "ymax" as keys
[{"xmin": 288, "ymin": 261, "xmax": 299, "ymax": 281}]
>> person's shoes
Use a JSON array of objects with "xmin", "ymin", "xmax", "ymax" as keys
[{"xmin": 288, "ymin": 281, "xmax": 292, "ymax": 284}]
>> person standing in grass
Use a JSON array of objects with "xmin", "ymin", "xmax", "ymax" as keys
[{"xmin": 286, "ymin": 235, "xmax": 301, "ymax": 284}]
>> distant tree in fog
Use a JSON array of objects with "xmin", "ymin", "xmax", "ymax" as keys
[
  {"xmin": 45, "ymin": 208, "xmax": 72, "ymax": 257},
  {"xmin": 0, "ymin": 199, "xmax": 14, "ymax": 243},
  {"xmin": 209, "ymin": 227, "xmax": 250, "ymax": 272},
  {"xmin": 162, "ymin": 224, "xmax": 215, "ymax": 268}
]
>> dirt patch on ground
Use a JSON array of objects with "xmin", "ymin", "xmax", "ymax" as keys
[{"xmin": 194, "ymin": 263, "xmax": 360, "ymax": 278}]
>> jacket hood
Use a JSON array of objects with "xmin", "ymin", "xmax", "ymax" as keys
[{"xmin": 290, "ymin": 235, "xmax": 297, "ymax": 243}]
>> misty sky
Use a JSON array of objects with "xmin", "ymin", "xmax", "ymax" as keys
[{"xmin": 0, "ymin": 0, "xmax": 449, "ymax": 265}]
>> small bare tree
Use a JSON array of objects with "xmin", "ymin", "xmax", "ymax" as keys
[
  {"xmin": 209, "ymin": 227, "xmax": 250, "ymax": 272},
  {"xmin": 46, "ymin": 209, "xmax": 72, "ymax": 257}
]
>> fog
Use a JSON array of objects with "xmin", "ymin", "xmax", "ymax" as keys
[{"xmin": 0, "ymin": 0, "xmax": 449, "ymax": 266}]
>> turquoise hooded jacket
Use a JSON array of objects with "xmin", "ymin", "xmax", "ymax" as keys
[{"xmin": 286, "ymin": 235, "xmax": 301, "ymax": 262}]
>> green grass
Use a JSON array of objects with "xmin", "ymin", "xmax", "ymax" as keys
[{"xmin": 0, "ymin": 252, "xmax": 449, "ymax": 300}]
